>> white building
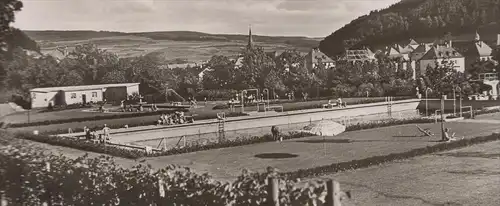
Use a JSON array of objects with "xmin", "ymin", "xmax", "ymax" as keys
[
  {"xmin": 305, "ymin": 48, "xmax": 335, "ymax": 70},
  {"xmin": 30, "ymin": 83, "xmax": 140, "ymax": 108},
  {"xmin": 418, "ymin": 40, "xmax": 465, "ymax": 75}
]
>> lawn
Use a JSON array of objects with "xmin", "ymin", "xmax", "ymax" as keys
[
  {"xmin": 142, "ymin": 121, "xmax": 500, "ymax": 181},
  {"xmin": 307, "ymin": 140, "xmax": 500, "ymax": 206}
]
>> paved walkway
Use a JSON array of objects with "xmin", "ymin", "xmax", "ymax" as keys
[{"xmin": 142, "ymin": 121, "xmax": 500, "ymax": 181}]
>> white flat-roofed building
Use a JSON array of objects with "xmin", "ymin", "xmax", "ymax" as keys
[{"xmin": 30, "ymin": 83, "xmax": 140, "ymax": 108}]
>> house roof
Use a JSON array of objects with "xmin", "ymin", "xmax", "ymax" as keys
[
  {"xmin": 345, "ymin": 48, "xmax": 375, "ymax": 61},
  {"xmin": 410, "ymin": 43, "xmax": 433, "ymax": 60},
  {"xmin": 470, "ymin": 41, "xmax": 493, "ymax": 57},
  {"xmin": 311, "ymin": 49, "xmax": 335, "ymax": 64},
  {"xmin": 30, "ymin": 83, "xmax": 140, "ymax": 93},
  {"xmin": 420, "ymin": 46, "xmax": 463, "ymax": 60},
  {"xmin": 408, "ymin": 39, "xmax": 419, "ymax": 46}
]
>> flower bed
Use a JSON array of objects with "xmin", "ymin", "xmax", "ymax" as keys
[
  {"xmin": 13, "ymin": 117, "xmax": 435, "ymax": 159},
  {"xmin": 0, "ymin": 138, "xmax": 327, "ymax": 206}
]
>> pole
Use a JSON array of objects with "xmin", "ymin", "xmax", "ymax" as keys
[
  {"xmin": 326, "ymin": 180, "xmax": 342, "ymax": 206},
  {"xmin": 459, "ymin": 93, "xmax": 462, "ymax": 117},
  {"xmin": 453, "ymin": 88, "xmax": 456, "ymax": 116},
  {"xmin": 268, "ymin": 178, "xmax": 279, "ymax": 206},
  {"xmin": 441, "ymin": 95, "xmax": 446, "ymax": 141}
]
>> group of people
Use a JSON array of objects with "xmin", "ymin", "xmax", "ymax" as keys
[
  {"xmin": 157, "ymin": 111, "xmax": 191, "ymax": 125},
  {"xmin": 83, "ymin": 124, "xmax": 111, "ymax": 143}
]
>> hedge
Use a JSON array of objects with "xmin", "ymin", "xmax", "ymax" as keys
[
  {"xmin": 0, "ymin": 138, "xmax": 327, "ymax": 205},
  {"xmin": 41, "ymin": 112, "xmax": 248, "ymax": 135},
  {"xmin": 282, "ymin": 133, "xmax": 500, "ymax": 179},
  {"xmin": 14, "ymin": 117, "xmax": 435, "ymax": 159},
  {"xmin": 7, "ymin": 108, "xmax": 190, "ymax": 128}
]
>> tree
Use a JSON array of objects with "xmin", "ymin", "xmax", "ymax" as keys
[
  {"xmin": 424, "ymin": 59, "xmax": 465, "ymax": 96},
  {"xmin": 66, "ymin": 44, "xmax": 119, "ymax": 85},
  {"xmin": 237, "ymin": 47, "xmax": 276, "ymax": 89},
  {"xmin": 202, "ymin": 55, "xmax": 236, "ymax": 90}
]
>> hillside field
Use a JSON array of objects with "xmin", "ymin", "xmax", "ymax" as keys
[{"xmin": 24, "ymin": 30, "xmax": 320, "ymax": 63}]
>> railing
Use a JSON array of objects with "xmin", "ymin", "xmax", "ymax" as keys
[{"xmin": 478, "ymin": 73, "xmax": 498, "ymax": 81}]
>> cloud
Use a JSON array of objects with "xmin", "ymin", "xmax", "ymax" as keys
[{"xmin": 13, "ymin": 0, "xmax": 400, "ymax": 37}]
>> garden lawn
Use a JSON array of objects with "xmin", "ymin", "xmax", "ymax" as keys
[
  {"xmin": 307, "ymin": 140, "xmax": 500, "ymax": 206},
  {"xmin": 142, "ymin": 121, "xmax": 500, "ymax": 182},
  {"xmin": 0, "ymin": 108, "xmax": 120, "ymax": 124}
]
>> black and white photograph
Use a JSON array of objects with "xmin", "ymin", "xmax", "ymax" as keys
[{"xmin": 1, "ymin": 0, "xmax": 500, "ymax": 205}]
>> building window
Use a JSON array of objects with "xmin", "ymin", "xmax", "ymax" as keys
[
  {"xmin": 92, "ymin": 92, "xmax": 98, "ymax": 97},
  {"xmin": 71, "ymin": 93, "xmax": 76, "ymax": 99}
]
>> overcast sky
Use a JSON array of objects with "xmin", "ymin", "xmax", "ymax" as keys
[{"xmin": 14, "ymin": 0, "xmax": 399, "ymax": 37}]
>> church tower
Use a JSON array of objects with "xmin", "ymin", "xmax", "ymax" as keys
[{"xmin": 247, "ymin": 25, "xmax": 253, "ymax": 49}]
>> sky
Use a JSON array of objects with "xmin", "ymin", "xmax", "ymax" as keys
[{"xmin": 13, "ymin": 0, "xmax": 400, "ymax": 37}]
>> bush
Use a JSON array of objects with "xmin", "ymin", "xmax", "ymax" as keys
[
  {"xmin": 12, "ymin": 132, "xmax": 144, "ymax": 159},
  {"xmin": 0, "ymin": 139, "xmax": 328, "ymax": 205}
]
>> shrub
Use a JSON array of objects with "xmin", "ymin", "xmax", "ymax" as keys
[{"xmin": 12, "ymin": 132, "xmax": 143, "ymax": 159}]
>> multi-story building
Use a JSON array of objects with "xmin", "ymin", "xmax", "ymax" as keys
[
  {"xmin": 463, "ymin": 31, "xmax": 494, "ymax": 70},
  {"xmin": 418, "ymin": 40, "xmax": 465, "ymax": 75},
  {"xmin": 342, "ymin": 47, "xmax": 376, "ymax": 63}
]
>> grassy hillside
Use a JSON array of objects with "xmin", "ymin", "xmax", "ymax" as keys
[
  {"xmin": 23, "ymin": 30, "xmax": 319, "ymax": 63},
  {"xmin": 319, "ymin": 0, "xmax": 500, "ymax": 57}
]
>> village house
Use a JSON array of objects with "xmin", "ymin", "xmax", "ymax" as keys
[
  {"xmin": 305, "ymin": 48, "xmax": 335, "ymax": 70},
  {"xmin": 342, "ymin": 47, "xmax": 376, "ymax": 63},
  {"xmin": 30, "ymin": 83, "xmax": 140, "ymax": 108},
  {"xmin": 463, "ymin": 31, "xmax": 495, "ymax": 70},
  {"xmin": 418, "ymin": 39, "xmax": 465, "ymax": 75}
]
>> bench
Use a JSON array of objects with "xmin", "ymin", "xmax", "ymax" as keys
[
  {"xmin": 322, "ymin": 100, "xmax": 338, "ymax": 109},
  {"xmin": 265, "ymin": 105, "xmax": 284, "ymax": 112}
]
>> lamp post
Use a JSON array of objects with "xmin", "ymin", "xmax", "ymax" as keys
[
  {"xmin": 455, "ymin": 86, "xmax": 462, "ymax": 117},
  {"xmin": 425, "ymin": 88, "xmax": 432, "ymax": 116},
  {"xmin": 453, "ymin": 88, "xmax": 456, "ymax": 116},
  {"xmin": 263, "ymin": 88, "xmax": 269, "ymax": 107},
  {"xmin": 241, "ymin": 90, "xmax": 247, "ymax": 113},
  {"xmin": 440, "ymin": 94, "xmax": 446, "ymax": 141}
]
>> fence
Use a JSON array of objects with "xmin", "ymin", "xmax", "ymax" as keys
[{"xmin": 132, "ymin": 109, "xmax": 421, "ymax": 150}]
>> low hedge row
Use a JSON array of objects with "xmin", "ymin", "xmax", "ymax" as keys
[
  {"xmin": 12, "ymin": 132, "xmax": 144, "ymax": 159},
  {"xmin": 16, "ymin": 117, "xmax": 435, "ymax": 159},
  {"xmin": 7, "ymin": 108, "xmax": 189, "ymax": 128},
  {"xmin": 282, "ymin": 132, "xmax": 500, "ymax": 179},
  {"xmin": 41, "ymin": 112, "xmax": 248, "ymax": 135}
]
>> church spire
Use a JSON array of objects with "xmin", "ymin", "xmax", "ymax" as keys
[{"xmin": 247, "ymin": 24, "xmax": 253, "ymax": 49}]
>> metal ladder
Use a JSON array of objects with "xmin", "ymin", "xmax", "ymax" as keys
[{"xmin": 217, "ymin": 112, "xmax": 226, "ymax": 142}]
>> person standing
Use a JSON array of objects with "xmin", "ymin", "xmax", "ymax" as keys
[{"xmin": 102, "ymin": 124, "xmax": 111, "ymax": 142}]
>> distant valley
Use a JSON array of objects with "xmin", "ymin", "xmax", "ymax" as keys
[{"xmin": 24, "ymin": 30, "xmax": 321, "ymax": 64}]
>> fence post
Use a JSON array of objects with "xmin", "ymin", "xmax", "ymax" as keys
[
  {"xmin": 0, "ymin": 191, "xmax": 6, "ymax": 206},
  {"xmin": 267, "ymin": 178, "xmax": 279, "ymax": 206},
  {"xmin": 326, "ymin": 180, "xmax": 341, "ymax": 206},
  {"xmin": 157, "ymin": 177, "xmax": 165, "ymax": 206}
]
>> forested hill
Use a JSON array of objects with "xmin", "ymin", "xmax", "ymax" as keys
[{"xmin": 319, "ymin": 0, "xmax": 500, "ymax": 57}]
